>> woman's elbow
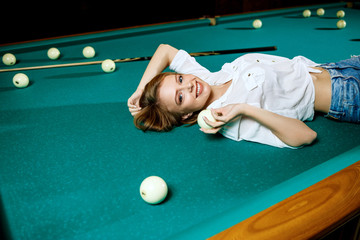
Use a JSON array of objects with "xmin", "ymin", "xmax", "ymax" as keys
[
  {"xmin": 158, "ymin": 43, "xmax": 174, "ymax": 51},
  {"xmin": 158, "ymin": 43, "xmax": 168, "ymax": 48},
  {"xmin": 304, "ymin": 129, "xmax": 317, "ymax": 145},
  {"xmin": 290, "ymin": 130, "xmax": 317, "ymax": 147}
]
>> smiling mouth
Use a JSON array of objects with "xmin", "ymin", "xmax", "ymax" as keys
[{"xmin": 196, "ymin": 81, "xmax": 203, "ymax": 98}]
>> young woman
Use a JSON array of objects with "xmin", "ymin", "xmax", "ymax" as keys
[{"xmin": 128, "ymin": 44, "xmax": 360, "ymax": 148}]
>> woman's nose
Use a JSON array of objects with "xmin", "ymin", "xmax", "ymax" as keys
[{"xmin": 179, "ymin": 80, "xmax": 193, "ymax": 91}]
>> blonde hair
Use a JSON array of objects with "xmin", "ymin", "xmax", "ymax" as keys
[{"xmin": 134, "ymin": 72, "xmax": 199, "ymax": 132}]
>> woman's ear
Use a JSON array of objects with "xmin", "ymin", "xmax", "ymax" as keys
[{"xmin": 182, "ymin": 112, "xmax": 193, "ymax": 120}]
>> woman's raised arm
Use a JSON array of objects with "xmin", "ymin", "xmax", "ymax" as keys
[{"xmin": 128, "ymin": 44, "xmax": 178, "ymax": 115}]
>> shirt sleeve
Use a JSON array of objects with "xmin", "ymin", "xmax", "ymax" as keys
[{"xmin": 169, "ymin": 50, "xmax": 212, "ymax": 81}]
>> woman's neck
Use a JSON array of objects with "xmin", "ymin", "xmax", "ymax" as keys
[{"xmin": 205, "ymin": 80, "xmax": 232, "ymax": 108}]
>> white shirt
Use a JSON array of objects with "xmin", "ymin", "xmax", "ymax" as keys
[{"xmin": 170, "ymin": 50, "xmax": 320, "ymax": 148}]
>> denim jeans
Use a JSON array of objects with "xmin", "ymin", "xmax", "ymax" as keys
[{"xmin": 320, "ymin": 56, "xmax": 360, "ymax": 123}]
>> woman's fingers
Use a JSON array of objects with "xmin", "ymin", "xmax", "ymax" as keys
[
  {"xmin": 199, "ymin": 105, "xmax": 243, "ymax": 134},
  {"xmin": 128, "ymin": 89, "xmax": 144, "ymax": 115},
  {"xmin": 200, "ymin": 126, "xmax": 221, "ymax": 134},
  {"xmin": 128, "ymin": 104, "xmax": 142, "ymax": 116},
  {"xmin": 203, "ymin": 116, "xmax": 225, "ymax": 128},
  {"xmin": 199, "ymin": 116, "xmax": 224, "ymax": 134}
]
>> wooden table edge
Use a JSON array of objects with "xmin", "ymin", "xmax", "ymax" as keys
[{"xmin": 209, "ymin": 161, "xmax": 360, "ymax": 240}]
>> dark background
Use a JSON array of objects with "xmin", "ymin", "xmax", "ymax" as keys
[{"xmin": 1, "ymin": 0, "xmax": 341, "ymax": 45}]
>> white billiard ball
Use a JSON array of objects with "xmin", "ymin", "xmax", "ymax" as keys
[
  {"xmin": 197, "ymin": 109, "xmax": 216, "ymax": 129},
  {"xmin": 47, "ymin": 47, "xmax": 60, "ymax": 60},
  {"xmin": 82, "ymin": 46, "xmax": 95, "ymax": 58},
  {"xmin": 303, "ymin": 9, "xmax": 311, "ymax": 18},
  {"xmin": 252, "ymin": 19, "xmax": 262, "ymax": 29},
  {"xmin": 317, "ymin": 8, "xmax": 325, "ymax": 16},
  {"xmin": 12, "ymin": 73, "xmax": 29, "ymax": 88},
  {"xmin": 140, "ymin": 176, "xmax": 168, "ymax": 204},
  {"xmin": 337, "ymin": 10, "xmax": 345, "ymax": 18},
  {"xmin": 101, "ymin": 59, "xmax": 116, "ymax": 73},
  {"xmin": 337, "ymin": 20, "xmax": 346, "ymax": 29},
  {"xmin": 2, "ymin": 53, "xmax": 16, "ymax": 66}
]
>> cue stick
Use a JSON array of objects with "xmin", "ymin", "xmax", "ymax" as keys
[{"xmin": 0, "ymin": 46, "xmax": 277, "ymax": 73}]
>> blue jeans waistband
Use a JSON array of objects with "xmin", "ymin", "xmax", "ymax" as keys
[{"xmin": 319, "ymin": 55, "xmax": 360, "ymax": 123}]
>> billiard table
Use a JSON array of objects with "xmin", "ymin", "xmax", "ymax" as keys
[{"xmin": 1, "ymin": 2, "xmax": 360, "ymax": 240}]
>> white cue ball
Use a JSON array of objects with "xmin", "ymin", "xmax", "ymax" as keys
[
  {"xmin": 316, "ymin": 8, "xmax": 325, "ymax": 16},
  {"xmin": 47, "ymin": 47, "xmax": 60, "ymax": 60},
  {"xmin": 337, "ymin": 10, "xmax": 345, "ymax": 18},
  {"xmin": 12, "ymin": 73, "xmax": 29, "ymax": 88},
  {"xmin": 252, "ymin": 19, "xmax": 262, "ymax": 29},
  {"xmin": 303, "ymin": 9, "xmax": 311, "ymax": 18},
  {"xmin": 82, "ymin": 46, "xmax": 96, "ymax": 58},
  {"xmin": 2, "ymin": 53, "xmax": 16, "ymax": 66},
  {"xmin": 101, "ymin": 59, "xmax": 116, "ymax": 73},
  {"xmin": 337, "ymin": 20, "xmax": 346, "ymax": 29},
  {"xmin": 197, "ymin": 109, "xmax": 216, "ymax": 129},
  {"xmin": 140, "ymin": 176, "xmax": 168, "ymax": 204}
]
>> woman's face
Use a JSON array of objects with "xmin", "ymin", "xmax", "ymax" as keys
[{"xmin": 158, "ymin": 74, "xmax": 212, "ymax": 116}]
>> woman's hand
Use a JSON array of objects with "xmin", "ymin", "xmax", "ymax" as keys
[
  {"xmin": 128, "ymin": 88, "xmax": 143, "ymax": 116},
  {"xmin": 201, "ymin": 104, "xmax": 245, "ymax": 134}
]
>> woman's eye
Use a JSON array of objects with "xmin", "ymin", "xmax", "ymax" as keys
[
  {"xmin": 179, "ymin": 75, "xmax": 183, "ymax": 83},
  {"xmin": 179, "ymin": 93, "xmax": 183, "ymax": 103}
]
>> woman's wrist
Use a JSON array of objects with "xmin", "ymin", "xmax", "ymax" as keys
[
  {"xmin": 137, "ymin": 86, "xmax": 145, "ymax": 92},
  {"xmin": 236, "ymin": 103, "xmax": 248, "ymax": 116}
]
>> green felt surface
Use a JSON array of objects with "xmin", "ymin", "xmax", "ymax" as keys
[{"xmin": 1, "ymin": 3, "xmax": 360, "ymax": 240}]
